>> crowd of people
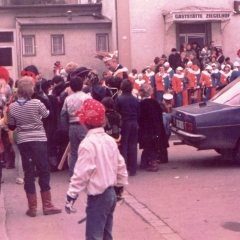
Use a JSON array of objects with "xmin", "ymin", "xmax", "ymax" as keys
[
  {"xmin": 0, "ymin": 41, "xmax": 240, "ymax": 239},
  {"xmin": 128, "ymin": 41, "xmax": 240, "ymax": 108}
]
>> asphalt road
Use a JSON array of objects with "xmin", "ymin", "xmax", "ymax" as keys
[{"xmin": 2, "ymin": 139, "xmax": 240, "ymax": 240}]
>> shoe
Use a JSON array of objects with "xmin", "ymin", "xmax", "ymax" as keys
[
  {"xmin": 26, "ymin": 193, "xmax": 37, "ymax": 217},
  {"xmin": 41, "ymin": 190, "xmax": 62, "ymax": 215},
  {"xmin": 16, "ymin": 177, "xmax": 24, "ymax": 184},
  {"xmin": 146, "ymin": 160, "xmax": 158, "ymax": 172}
]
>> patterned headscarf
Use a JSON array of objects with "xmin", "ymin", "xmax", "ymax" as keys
[{"xmin": 74, "ymin": 99, "xmax": 105, "ymax": 127}]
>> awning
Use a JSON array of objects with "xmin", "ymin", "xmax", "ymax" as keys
[{"xmin": 162, "ymin": 6, "xmax": 233, "ymax": 32}]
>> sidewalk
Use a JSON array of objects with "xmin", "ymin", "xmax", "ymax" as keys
[
  {"xmin": 0, "ymin": 191, "xmax": 8, "ymax": 240},
  {"xmin": 0, "ymin": 167, "xmax": 180, "ymax": 240}
]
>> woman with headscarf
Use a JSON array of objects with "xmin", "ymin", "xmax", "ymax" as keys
[{"xmin": 138, "ymin": 84, "xmax": 169, "ymax": 171}]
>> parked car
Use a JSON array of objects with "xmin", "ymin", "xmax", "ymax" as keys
[{"xmin": 171, "ymin": 77, "xmax": 240, "ymax": 159}]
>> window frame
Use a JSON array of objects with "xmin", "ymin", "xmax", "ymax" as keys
[
  {"xmin": 51, "ymin": 34, "xmax": 65, "ymax": 55},
  {"xmin": 22, "ymin": 35, "xmax": 35, "ymax": 56},
  {"xmin": 96, "ymin": 33, "xmax": 109, "ymax": 52}
]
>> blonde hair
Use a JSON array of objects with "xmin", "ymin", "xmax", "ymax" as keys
[
  {"xmin": 65, "ymin": 62, "xmax": 79, "ymax": 74},
  {"xmin": 139, "ymin": 83, "xmax": 153, "ymax": 98},
  {"xmin": 17, "ymin": 76, "xmax": 34, "ymax": 99}
]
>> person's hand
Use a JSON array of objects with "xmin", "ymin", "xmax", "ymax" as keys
[
  {"xmin": 65, "ymin": 194, "xmax": 77, "ymax": 214},
  {"xmin": 114, "ymin": 186, "xmax": 124, "ymax": 202}
]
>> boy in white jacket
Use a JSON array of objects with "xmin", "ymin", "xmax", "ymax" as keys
[{"xmin": 65, "ymin": 98, "xmax": 128, "ymax": 240}]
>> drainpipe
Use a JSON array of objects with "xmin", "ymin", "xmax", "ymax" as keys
[
  {"xmin": 115, "ymin": 0, "xmax": 119, "ymax": 53},
  {"xmin": 15, "ymin": 18, "xmax": 22, "ymax": 78}
]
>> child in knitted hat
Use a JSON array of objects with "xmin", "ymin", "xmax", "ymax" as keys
[{"xmin": 66, "ymin": 98, "xmax": 128, "ymax": 240}]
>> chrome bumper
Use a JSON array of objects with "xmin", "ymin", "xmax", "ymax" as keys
[{"xmin": 171, "ymin": 126, "xmax": 206, "ymax": 142}]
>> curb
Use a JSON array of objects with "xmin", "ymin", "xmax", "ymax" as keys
[
  {"xmin": 0, "ymin": 191, "xmax": 8, "ymax": 240},
  {"xmin": 124, "ymin": 190, "xmax": 182, "ymax": 240}
]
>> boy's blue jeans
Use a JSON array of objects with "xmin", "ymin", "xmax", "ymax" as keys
[
  {"xmin": 86, "ymin": 186, "xmax": 117, "ymax": 240},
  {"xmin": 69, "ymin": 123, "xmax": 87, "ymax": 177}
]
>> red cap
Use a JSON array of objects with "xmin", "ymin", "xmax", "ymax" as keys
[{"xmin": 75, "ymin": 99, "xmax": 105, "ymax": 127}]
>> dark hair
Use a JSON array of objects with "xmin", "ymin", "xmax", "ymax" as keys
[
  {"xmin": 132, "ymin": 69, "xmax": 137, "ymax": 74},
  {"xmin": 34, "ymin": 79, "xmax": 50, "ymax": 95},
  {"xmin": 14, "ymin": 79, "xmax": 19, "ymax": 88},
  {"xmin": 84, "ymin": 123, "xmax": 102, "ymax": 129},
  {"xmin": 101, "ymin": 97, "xmax": 114, "ymax": 109},
  {"xmin": 24, "ymin": 65, "xmax": 39, "ymax": 76},
  {"xmin": 120, "ymin": 79, "xmax": 133, "ymax": 93},
  {"xmin": 225, "ymin": 57, "xmax": 230, "ymax": 61},
  {"xmin": 154, "ymin": 57, "xmax": 160, "ymax": 65},
  {"xmin": 52, "ymin": 76, "xmax": 64, "ymax": 85},
  {"xmin": 70, "ymin": 76, "xmax": 83, "ymax": 92},
  {"xmin": 8, "ymin": 77, "xmax": 14, "ymax": 88},
  {"xmin": 154, "ymin": 63, "xmax": 163, "ymax": 74},
  {"xmin": 105, "ymin": 76, "xmax": 122, "ymax": 90}
]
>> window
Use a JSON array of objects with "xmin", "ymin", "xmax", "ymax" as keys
[
  {"xmin": 0, "ymin": 48, "xmax": 12, "ymax": 66},
  {"xmin": 51, "ymin": 35, "xmax": 64, "ymax": 55},
  {"xmin": 23, "ymin": 35, "xmax": 35, "ymax": 56},
  {"xmin": 0, "ymin": 32, "xmax": 13, "ymax": 43},
  {"xmin": 96, "ymin": 34, "xmax": 109, "ymax": 52}
]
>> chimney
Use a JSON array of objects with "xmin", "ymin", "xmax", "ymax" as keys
[{"xmin": 67, "ymin": 10, "xmax": 72, "ymax": 20}]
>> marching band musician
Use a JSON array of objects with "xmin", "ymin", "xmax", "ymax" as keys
[
  {"xmin": 200, "ymin": 65, "xmax": 214, "ymax": 102},
  {"xmin": 219, "ymin": 64, "xmax": 232, "ymax": 86},
  {"xmin": 155, "ymin": 65, "xmax": 170, "ymax": 102},
  {"xmin": 143, "ymin": 66, "xmax": 154, "ymax": 85},
  {"xmin": 163, "ymin": 62, "xmax": 175, "ymax": 84},
  {"xmin": 230, "ymin": 61, "xmax": 240, "ymax": 82},
  {"xmin": 211, "ymin": 63, "xmax": 221, "ymax": 97},
  {"xmin": 172, "ymin": 67, "xmax": 189, "ymax": 107},
  {"xmin": 185, "ymin": 62, "xmax": 201, "ymax": 104}
]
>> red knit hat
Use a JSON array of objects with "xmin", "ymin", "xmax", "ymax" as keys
[
  {"xmin": 74, "ymin": 99, "xmax": 105, "ymax": 127},
  {"xmin": 0, "ymin": 67, "xmax": 9, "ymax": 83}
]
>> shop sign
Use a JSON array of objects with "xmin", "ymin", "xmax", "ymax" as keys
[
  {"xmin": 173, "ymin": 12, "xmax": 231, "ymax": 21},
  {"xmin": 132, "ymin": 29, "xmax": 146, "ymax": 33}
]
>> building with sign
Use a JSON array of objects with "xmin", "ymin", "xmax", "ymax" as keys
[
  {"xmin": 0, "ymin": 0, "xmax": 240, "ymax": 79},
  {"xmin": 116, "ymin": 0, "xmax": 240, "ymax": 73}
]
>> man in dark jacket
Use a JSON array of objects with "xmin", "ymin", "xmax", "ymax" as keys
[{"xmin": 168, "ymin": 48, "xmax": 180, "ymax": 72}]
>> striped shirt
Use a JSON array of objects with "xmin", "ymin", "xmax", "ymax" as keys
[{"xmin": 8, "ymin": 99, "xmax": 49, "ymax": 144}]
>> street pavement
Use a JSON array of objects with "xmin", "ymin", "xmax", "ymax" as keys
[{"xmin": 2, "ymin": 139, "xmax": 240, "ymax": 240}]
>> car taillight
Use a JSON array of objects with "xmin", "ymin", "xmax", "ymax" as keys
[{"xmin": 185, "ymin": 122, "xmax": 193, "ymax": 132}]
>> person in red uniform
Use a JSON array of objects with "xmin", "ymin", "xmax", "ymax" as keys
[
  {"xmin": 185, "ymin": 63, "xmax": 201, "ymax": 104},
  {"xmin": 155, "ymin": 65, "xmax": 170, "ymax": 102},
  {"xmin": 200, "ymin": 65, "xmax": 214, "ymax": 101},
  {"xmin": 172, "ymin": 67, "xmax": 188, "ymax": 107}
]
